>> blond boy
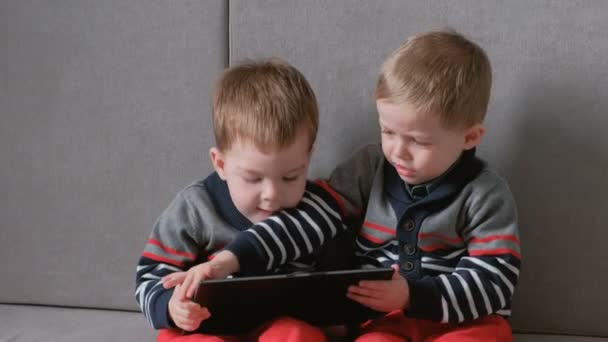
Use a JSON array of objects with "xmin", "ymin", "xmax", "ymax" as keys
[
  {"xmin": 202, "ymin": 30, "xmax": 521, "ymax": 341},
  {"xmin": 135, "ymin": 59, "xmax": 347, "ymax": 341}
]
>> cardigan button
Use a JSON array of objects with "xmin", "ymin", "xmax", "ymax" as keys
[
  {"xmin": 403, "ymin": 219, "xmax": 415, "ymax": 231},
  {"xmin": 403, "ymin": 244, "xmax": 416, "ymax": 255},
  {"xmin": 402, "ymin": 261, "xmax": 415, "ymax": 271}
]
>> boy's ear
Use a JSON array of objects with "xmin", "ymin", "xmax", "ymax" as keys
[
  {"xmin": 463, "ymin": 124, "xmax": 485, "ymax": 150},
  {"xmin": 209, "ymin": 147, "xmax": 227, "ymax": 180}
]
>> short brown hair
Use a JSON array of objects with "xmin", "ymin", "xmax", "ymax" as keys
[
  {"xmin": 376, "ymin": 30, "xmax": 492, "ymax": 129},
  {"xmin": 212, "ymin": 59, "xmax": 318, "ymax": 152}
]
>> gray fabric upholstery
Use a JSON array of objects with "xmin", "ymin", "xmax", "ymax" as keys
[
  {"xmin": 230, "ymin": 0, "xmax": 608, "ymax": 337},
  {"xmin": 0, "ymin": 0, "xmax": 227, "ymax": 311},
  {"xmin": 2, "ymin": 0, "xmax": 607, "ymax": 340},
  {"xmin": 1, "ymin": 304, "xmax": 606, "ymax": 342},
  {"xmin": 0, "ymin": 304, "xmax": 155, "ymax": 342}
]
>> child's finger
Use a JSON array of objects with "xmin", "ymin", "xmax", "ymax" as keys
[
  {"xmin": 176, "ymin": 316, "xmax": 199, "ymax": 332},
  {"xmin": 186, "ymin": 273, "xmax": 203, "ymax": 299},
  {"xmin": 188, "ymin": 303, "xmax": 211, "ymax": 321},
  {"xmin": 200, "ymin": 306, "xmax": 211, "ymax": 321},
  {"xmin": 391, "ymin": 264, "xmax": 401, "ymax": 279},
  {"xmin": 357, "ymin": 279, "xmax": 390, "ymax": 291},
  {"xmin": 181, "ymin": 274, "xmax": 194, "ymax": 299},
  {"xmin": 163, "ymin": 272, "xmax": 188, "ymax": 289},
  {"xmin": 348, "ymin": 284, "xmax": 379, "ymax": 299},
  {"xmin": 175, "ymin": 283, "xmax": 187, "ymax": 301},
  {"xmin": 162, "ymin": 276, "xmax": 177, "ymax": 289}
]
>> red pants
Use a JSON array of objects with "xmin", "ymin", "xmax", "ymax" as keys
[
  {"xmin": 356, "ymin": 311, "xmax": 512, "ymax": 342},
  {"xmin": 157, "ymin": 316, "xmax": 327, "ymax": 342}
]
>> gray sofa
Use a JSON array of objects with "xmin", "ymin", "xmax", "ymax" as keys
[{"xmin": 2, "ymin": 1, "xmax": 607, "ymax": 341}]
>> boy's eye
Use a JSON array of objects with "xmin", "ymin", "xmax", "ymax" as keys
[
  {"xmin": 412, "ymin": 140, "xmax": 430, "ymax": 146},
  {"xmin": 283, "ymin": 175, "xmax": 299, "ymax": 182},
  {"xmin": 381, "ymin": 129, "xmax": 394, "ymax": 135},
  {"xmin": 244, "ymin": 177, "xmax": 262, "ymax": 183}
]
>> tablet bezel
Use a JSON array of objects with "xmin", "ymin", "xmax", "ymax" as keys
[{"xmin": 192, "ymin": 267, "xmax": 394, "ymax": 334}]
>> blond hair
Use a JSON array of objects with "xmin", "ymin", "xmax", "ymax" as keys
[
  {"xmin": 212, "ymin": 59, "xmax": 318, "ymax": 152},
  {"xmin": 376, "ymin": 30, "xmax": 492, "ymax": 129}
]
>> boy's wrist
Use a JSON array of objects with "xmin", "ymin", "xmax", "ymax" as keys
[{"xmin": 212, "ymin": 250, "xmax": 240, "ymax": 276}]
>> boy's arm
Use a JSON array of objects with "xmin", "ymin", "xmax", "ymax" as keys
[
  {"xmin": 135, "ymin": 191, "xmax": 203, "ymax": 329},
  {"xmin": 224, "ymin": 145, "xmax": 383, "ymax": 275},
  {"xmin": 224, "ymin": 181, "xmax": 349, "ymax": 275},
  {"xmin": 406, "ymin": 178, "xmax": 521, "ymax": 323}
]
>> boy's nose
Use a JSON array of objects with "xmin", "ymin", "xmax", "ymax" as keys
[
  {"xmin": 395, "ymin": 142, "xmax": 412, "ymax": 160},
  {"xmin": 261, "ymin": 181, "xmax": 280, "ymax": 202}
]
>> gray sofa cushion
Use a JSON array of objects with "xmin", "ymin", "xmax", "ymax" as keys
[
  {"xmin": 2, "ymin": 304, "xmax": 606, "ymax": 342},
  {"xmin": 0, "ymin": 305, "xmax": 154, "ymax": 342}
]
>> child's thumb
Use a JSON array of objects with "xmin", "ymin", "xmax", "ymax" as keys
[{"xmin": 391, "ymin": 264, "xmax": 401, "ymax": 279}]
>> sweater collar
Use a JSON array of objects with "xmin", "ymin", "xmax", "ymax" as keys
[
  {"xmin": 203, "ymin": 172, "xmax": 253, "ymax": 231},
  {"xmin": 385, "ymin": 148, "xmax": 485, "ymax": 206}
]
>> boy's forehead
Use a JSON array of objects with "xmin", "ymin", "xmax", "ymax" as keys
[
  {"xmin": 376, "ymin": 100, "xmax": 452, "ymax": 133},
  {"xmin": 376, "ymin": 99, "xmax": 430, "ymax": 122},
  {"xmin": 223, "ymin": 135, "xmax": 311, "ymax": 169},
  {"xmin": 228, "ymin": 127, "xmax": 314, "ymax": 153}
]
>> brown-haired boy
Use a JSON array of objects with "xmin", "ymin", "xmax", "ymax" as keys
[
  {"xmin": 135, "ymin": 59, "xmax": 347, "ymax": 341},
  {"xmin": 200, "ymin": 30, "xmax": 521, "ymax": 341}
]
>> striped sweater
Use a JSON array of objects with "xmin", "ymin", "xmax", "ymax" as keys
[
  {"xmin": 225, "ymin": 144, "xmax": 521, "ymax": 324},
  {"xmin": 135, "ymin": 172, "xmax": 346, "ymax": 330}
]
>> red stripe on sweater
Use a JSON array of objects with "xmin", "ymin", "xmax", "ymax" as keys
[
  {"xmin": 469, "ymin": 248, "xmax": 521, "ymax": 260},
  {"xmin": 469, "ymin": 235, "xmax": 520, "ymax": 244},
  {"xmin": 363, "ymin": 220, "xmax": 395, "ymax": 235},
  {"xmin": 419, "ymin": 244, "xmax": 451, "ymax": 252},
  {"xmin": 314, "ymin": 180, "xmax": 349, "ymax": 218},
  {"xmin": 418, "ymin": 232, "xmax": 463, "ymax": 244},
  {"xmin": 147, "ymin": 238, "xmax": 196, "ymax": 260},
  {"xmin": 359, "ymin": 231, "xmax": 385, "ymax": 244},
  {"xmin": 142, "ymin": 251, "xmax": 184, "ymax": 268}
]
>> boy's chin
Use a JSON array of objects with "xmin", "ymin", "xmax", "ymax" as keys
[
  {"xmin": 249, "ymin": 211, "xmax": 273, "ymax": 223},
  {"xmin": 398, "ymin": 174, "xmax": 431, "ymax": 186}
]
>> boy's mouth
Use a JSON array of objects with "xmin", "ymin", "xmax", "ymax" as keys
[
  {"xmin": 257, "ymin": 207, "xmax": 276, "ymax": 215},
  {"xmin": 395, "ymin": 164, "xmax": 415, "ymax": 177}
]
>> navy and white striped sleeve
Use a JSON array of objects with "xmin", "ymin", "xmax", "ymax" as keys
[
  {"xmin": 135, "ymin": 192, "xmax": 201, "ymax": 329},
  {"xmin": 407, "ymin": 179, "xmax": 521, "ymax": 323},
  {"xmin": 224, "ymin": 182, "xmax": 348, "ymax": 275}
]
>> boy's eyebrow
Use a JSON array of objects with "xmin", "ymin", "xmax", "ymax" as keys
[
  {"xmin": 378, "ymin": 121, "xmax": 432, "ymax": 139},
  {"xmin": 238, "ymin": 164, "xmax": 307, "ymax": 175}
]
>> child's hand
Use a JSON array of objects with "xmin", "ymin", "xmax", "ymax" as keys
[
  {"xmin": 162, "ymin": 272, "xmax": 187, "ymax": 289},
  {"xmin": 181, "ymin": 250, "xmax": 240, "ymax": 299},
  {"xmin": 163, "ymin": 250, "xmax": 240, "ymax": 297},
  {"xmin": 168, "ymin": 283, "xmax": 210, "ymax": 332},
  {"xmin": 346, "ymin": 264, "xmax": 410, "ymax": 312},
  {"xmin": 180, "ymin": 262, "xmax": 217, "ymax": 300}
]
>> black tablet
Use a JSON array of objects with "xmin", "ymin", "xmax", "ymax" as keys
[{"xmin": 192, "ymin": 267, "xmax": 393, "ymax": 334}]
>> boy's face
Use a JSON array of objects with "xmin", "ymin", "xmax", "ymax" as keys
[
  {"xmin": 210, "ymin": 129, "xmax": 312, "ymax": 224},
  {"xmin": 377, "ymin": 100, "xmax": 484, "ymax": 185}
]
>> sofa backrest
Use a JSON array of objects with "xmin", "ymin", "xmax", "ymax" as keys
[
  {"xmin": 0, "ymin": 0, "xmax": 227, "ymax": 311},
  {"xmin": 2, "ymin": 0, "xmax": 607, "ymax": 338}
]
